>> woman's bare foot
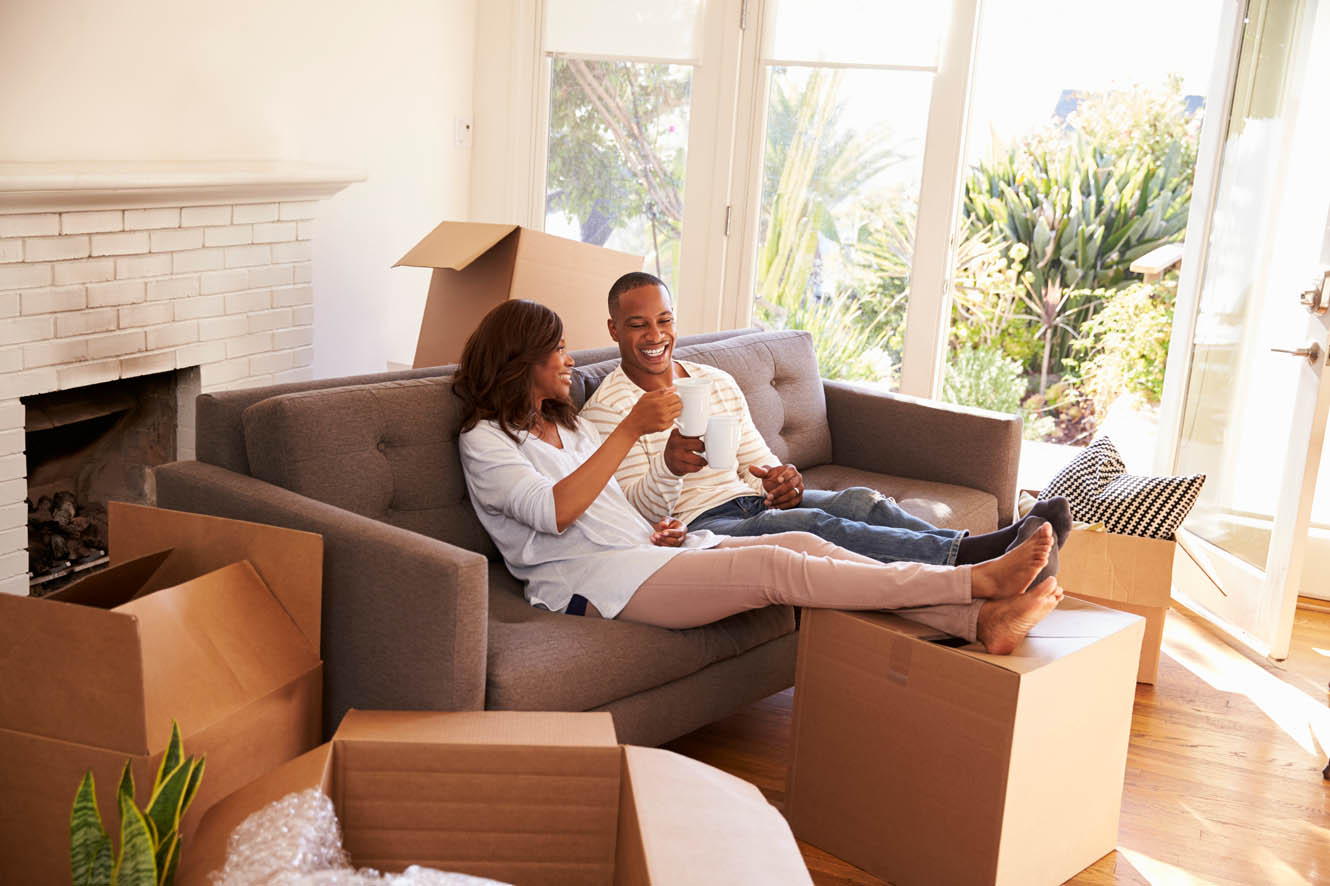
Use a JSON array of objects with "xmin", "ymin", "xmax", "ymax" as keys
[
  {"xmin": 970, "ymin": 521, "xmax": 1053, "ymax": 599},
  {"xmin": 976, "ymin": 578, "xmax": 1064, "ymax": 654}
]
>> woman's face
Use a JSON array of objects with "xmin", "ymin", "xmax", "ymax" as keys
[{"xmin": 530, "ymin": 339, "xmax": 574, "ymax": 407}]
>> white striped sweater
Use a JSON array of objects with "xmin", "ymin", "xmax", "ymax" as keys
[{"xmin": 579, "ymin": 361, "xmax": 781, "ymax": 525}]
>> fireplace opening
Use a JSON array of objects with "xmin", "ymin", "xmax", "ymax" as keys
[{"xmin": 22, "ymin": 369, "xmax": 192, "ymax": 594}]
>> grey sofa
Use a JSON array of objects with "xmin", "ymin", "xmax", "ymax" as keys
[{"xmin": 154, "ymin": 329, "xmax": 1021, "ymax": 746}]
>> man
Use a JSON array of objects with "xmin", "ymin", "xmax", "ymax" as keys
[{"xmin": 580, "ymin": 271, "xmax": 1070, "ymax": 568}]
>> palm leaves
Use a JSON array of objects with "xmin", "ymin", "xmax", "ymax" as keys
[
  {"xmin": 69, "ymin": 722, "xmax": 206, "ymax": 886},
  {"xmin": 964, "ymin": 138, "xmax": 1192, "ymax": 391}
]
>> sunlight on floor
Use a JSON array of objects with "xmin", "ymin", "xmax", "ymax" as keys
[
  {"xmin": 1117, "ymin": 847, "xmax": 1218, "ymax": 885},
  {"xmin": 1163, "ymin": 614, "xmax": 1330, "ymax": 759},
  {"xmin": 1313, "ymin": 646, "xmax": 1330, "ymax": 658}
]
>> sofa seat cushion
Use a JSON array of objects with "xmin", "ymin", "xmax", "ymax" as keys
[
  {"xmin": 801, "ymin": 465, "xmax": 999, "ymax": 533},
  {"xmin": 484, "ymin": 571, "xmax": 796, "ymax": 712}
]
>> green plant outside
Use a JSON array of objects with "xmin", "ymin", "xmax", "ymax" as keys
[
  {"xmin": 963, "ymin": 136, "xmax": 1191, "ymax": 392},
  {"xmin": 1064, "ymin": 278, "xmax": 1177, "ymax": 414}
]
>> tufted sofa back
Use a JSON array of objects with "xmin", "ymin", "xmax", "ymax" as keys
[{"xmin": 236, "ymin": 330, "xmax": 831, "ymax": 556}]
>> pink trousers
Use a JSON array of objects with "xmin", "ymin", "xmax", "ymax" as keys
[{"xmin": 616, "ymin": 532, "xmax": 983, "ymax": 641}]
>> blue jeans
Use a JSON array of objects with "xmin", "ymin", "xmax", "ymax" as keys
[{"xmin": 688, "ymin": 487, "xmax": 963, "ymax": 566}]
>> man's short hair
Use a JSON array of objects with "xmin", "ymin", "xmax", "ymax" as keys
[{"xmin": 608, "ymin": 271, "xmax": 670, "ymax": 316}]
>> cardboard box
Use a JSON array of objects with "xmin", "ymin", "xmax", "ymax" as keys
[
  {"xmin": 182, "ymin": 710, "xmax": 812, "ymax": 886},
  {"xmin": 0, "ymin": 502, "xmax": 324, "ymax": 885},
  {"xmin": 786, "ymin": 598, "xmax": 1144, "ymax": 886},
  {"xmin": 396, "ymin": 221, "xmax": 643, "ymax": 368},
  {"xmin": 1058, "ymin": 527, "xmax": 1175, "ymax": 683}
]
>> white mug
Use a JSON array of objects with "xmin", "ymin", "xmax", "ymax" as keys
[
  {"xmin": 703, "ymin": 415, "xmax": 742, "ymax": 471},
  {"xmin": 673, "ymin": 377, "xmax": 713, "ymax": 436}
]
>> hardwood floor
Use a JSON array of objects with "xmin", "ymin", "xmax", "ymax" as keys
[{"xmin": 664, "ymin": 603, "xmax": 1330, "ymax": 885}]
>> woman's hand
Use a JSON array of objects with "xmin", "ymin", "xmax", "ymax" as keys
[
  {"xmin": 625, "ymin": 388, "xmax": 681, "ymax": 438},
  {"xmin": 650, "ymin": 517, "xmax": 687, "ymax": 547}
]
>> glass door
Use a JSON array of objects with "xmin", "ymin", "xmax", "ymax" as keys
[{"xmin": 1167, "ymin": 0, "xmax": 1330, "ymax": 658}]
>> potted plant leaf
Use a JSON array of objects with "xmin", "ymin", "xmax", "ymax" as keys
[{"xmin": 70, "ymin": 721, "xmax": 205, "ymax": 886}]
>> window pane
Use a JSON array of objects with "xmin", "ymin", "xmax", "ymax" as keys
[
  {"xmin": 544, "ymin": 57, "xmax": 693, "ymax": 294},
  {"xmin": 762, "ymin": 0, "xmax": 945, "ymax": 68},
  {"xmin": 545, "ymin": 0, "xmax": 704, "ymax": 62},
  {"xmin": 944, "ymin": 0, "xmax": 1225, "ymax": 450},
  {"xmin": 750, "ymin": 66, "xmax": 931, "ymax": 387}
]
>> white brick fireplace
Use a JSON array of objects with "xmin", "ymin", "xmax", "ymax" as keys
[{"xmin": 0, "ymin": 164, "xmax": 360, "ymax": 595}]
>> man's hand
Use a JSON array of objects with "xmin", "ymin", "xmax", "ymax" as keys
[
  {"xmin": 625, "ymin": 388, "xmax": 681, "ymax": 437},
  {"xmin": 663, "ymin": 428, "xmax": 707, "ymax": 476},
  {"xmin": 749, "ymin": 463, "xmax": 804, "ymax": 509},
  {"xmin": 650, "ymin": 517, "xmax": 687, "ymax": 547}
]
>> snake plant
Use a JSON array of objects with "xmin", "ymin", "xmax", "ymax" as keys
[{"xmin": 70, "ymin": 722, "xmax": 206, "ymax": 886}]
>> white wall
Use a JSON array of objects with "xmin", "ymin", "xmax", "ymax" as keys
[{"xmin": 0, "ymin": 0, "xmax": 477, "ymax": 375}]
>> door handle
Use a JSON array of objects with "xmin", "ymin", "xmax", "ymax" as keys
[
  {"xmin": 1270, "ymin": 343, "xmax": 1322, "ymax": 364},
  {"xmin": 1301, "ymin": 269, "xmax": 1330, "ymax": 314}
]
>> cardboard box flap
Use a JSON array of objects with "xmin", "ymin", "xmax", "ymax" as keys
[
  {"xmin": 334, "ymin": 708, "xmax": 618, "ymax": 747},
  {"xmin": 620, "ymin": 746, "xmax": 811, "ymax": 885},
  {"xmin": 333, "ymin": 711, "xmax": 620, "ymax": 884},
  {"xmin": 393, "ymin": 221, "xmax": 520, "ymax": 271},
  {"xmin": 124, "ymin": 561, "xmax": 320, "ymax": 750},
  {"xmin": 43, "ymin": 548, "xmax": 173, "ymax": 608},
  {"xmin": 183, "ymin": 743, "xmax": 334, "ymax": 886},
  {"xmin": 109, "ymin": 502, "xmax": 322, "ymax": 654},
  {"xmin": 0, "ymin": 593, "xmax": 150, "ymax": 753}
]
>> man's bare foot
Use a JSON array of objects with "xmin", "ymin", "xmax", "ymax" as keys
[
  {"xmin": 976, "ymin": 578, "xmax": 1064, "ymax": 654},
  {"xmin": 970, "ymin": 521, "xmax": 1053, "ymax": 599}
]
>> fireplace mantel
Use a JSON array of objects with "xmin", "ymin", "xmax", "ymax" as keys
[
  {"xmin": 0, "ymin": 162, "xmax": 364, "ymax": 213},
  {"xmin": 1, "ymin": 162, "xmax": 362, "ymax": 595}
]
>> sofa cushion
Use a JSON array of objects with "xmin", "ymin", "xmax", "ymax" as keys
[
  {"xmin": 242, "ymin": 377, "xmax": 499, "ymax": 558},
  {"xmin": 801, "ymin": 464, "xmax": 999, "ymax": 533},
  {"xmin": 484, "ymin": 570, "xmax": 796, "ymax": 712}
]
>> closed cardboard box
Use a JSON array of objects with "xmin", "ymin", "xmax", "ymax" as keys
[
  {"xmin": 0, "ymin": 502, "xmax": 324, "ymax": 885},
  {"xmin": 1058, "ymin": 528, "xmax": 1175, "ymax": 683},
  {"xmin": 396, "ymin": 221, "xmax": 643, "ymax": 368},
  {"xmin": 786, "ymin": 598, "xmax": 1144, "ymax": 886},
  {"xmin": 181, "ymin": 710, "xmax": 813, "ymax": 886}
]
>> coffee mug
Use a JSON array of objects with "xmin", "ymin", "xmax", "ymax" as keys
[
  {"xmin": 703, "ymin": 415, "xmax": 742, "ymax": 471},
  {"xmin": 673, "ymin": 377, "xmax": 713, "ymax": 436}
]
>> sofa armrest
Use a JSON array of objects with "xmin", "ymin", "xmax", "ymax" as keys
[
  {"xmin": 154, "ymin": 460, "xmax": 489, "ymax": 738},
  {"xmin": 822, "ymin": 381, "xmax": 1023, "ymax": 526}
]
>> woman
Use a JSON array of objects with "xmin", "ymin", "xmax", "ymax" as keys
[{"xmin": 455, "ymin": 300, "xmax": 1063, "ymax": 654}]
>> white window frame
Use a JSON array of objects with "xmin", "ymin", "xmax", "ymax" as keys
[{"xmin": 472, "ymin": 0, "xmax": 981, "ymax": 399}]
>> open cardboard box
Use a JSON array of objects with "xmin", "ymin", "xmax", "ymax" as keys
[
  {"xmin": 395, "ymin": 221, "xmax": 643, "ymax": 368},
  {"xmin": 182, "ymin": 709, "xmax": 812, "ymax": 886},
  {"xmin": 786, "ymin": 597, "xmax": 1144, "ymax": 886},
  {"xmin": 1057, "ymin": 527, "xmax": 1175, "ymax": 683},
  {"xmin": 0, "ymin": 502, "xmax": 324, "ymax": 884}
]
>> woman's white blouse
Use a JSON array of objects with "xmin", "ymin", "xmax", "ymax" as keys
[{"xmin": 458, "ymin": 417, "xmax": 721, "ymax": 617}]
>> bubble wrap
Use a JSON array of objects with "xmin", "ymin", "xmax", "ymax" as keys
[{"xmin": 210, "ymin": 788, "xmax": 509, "ymax": 886}]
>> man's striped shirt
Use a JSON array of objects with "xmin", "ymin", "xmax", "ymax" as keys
[{"xmin": 579, "ymin": 361, "xmax": 780, "ymax": 525}]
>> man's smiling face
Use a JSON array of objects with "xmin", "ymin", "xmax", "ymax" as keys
[{"xmin": 609, "ymin": 283, "xmax": 677, "ymax": 390}]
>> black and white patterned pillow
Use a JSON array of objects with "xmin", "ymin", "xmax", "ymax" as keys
[
  {"xmin": 1038, "ymin": 436, "xmax": 1204, "ymax": 539},
  {"xmin": 1038, "ymin": 437, "xmax": 1125, "ymax": 522}
]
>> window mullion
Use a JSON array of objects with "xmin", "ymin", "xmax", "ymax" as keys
[
  {"xmin": 678, "ymin": 0, "xmax": 749, "ymax": 334},
  {"xmin": 897, "ymin": 0, "xmax": 982, "ymax": 399}
]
